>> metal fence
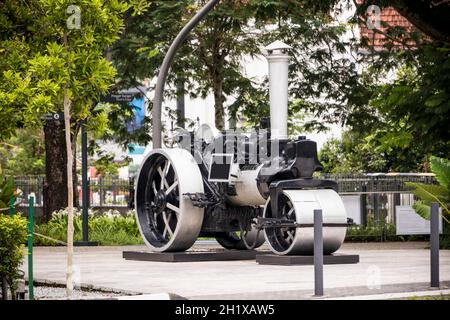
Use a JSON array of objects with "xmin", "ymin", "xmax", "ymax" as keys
[
  {"xmin": 14, "ymin": 176, "xmax": 46, "ymax": 207},
  {"xmin": 321, "ymin": 173, "xmax": 436, "ymax": 194},
  {"xmin": 320, "ymin": 173, "xmax": 437, "ymax": 232},
  {"xmin": 88, "ymin": 177, "xmax": 134, "ymax": 207},
  {"xmin": 13, "ymin": 175, "xmax": 134, "ymax": 209},
  {"xmin": 12, "ymin": 173, "xmax": 437, "ymax": 231}
]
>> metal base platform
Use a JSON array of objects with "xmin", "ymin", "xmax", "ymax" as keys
[
  {"xmin": 74, "ymin": 241, "xmax": 99, "ymax": 247},
  {"xmin": 256, "ymin": 253, "xmax": 359, "ymax": 266},
  {"xmin": 122, "ymin": 250, "xmax": 260, "ymax": 262}
]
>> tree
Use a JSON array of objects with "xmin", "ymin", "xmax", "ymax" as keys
[
  {"xmin": 0, "ymin": 2, "xmax": 69, "ymax": 218},
  {"xmin": 315, "ymin": 0, "xmax": 450, "ymax": 174},
  {"xmin": 0, "ymin": 0, "xmax": 130, "ymax": 298},
  {"xmin": 112, "ymin": 0, "xmax": 361, "ymax": 135},
  {"xmin": 0, "ymin": 128, "xmax": 45, "ymax": 176},
  {"xmin": 112, "ymin": 0, "xmax": 259, "ymax": 130},
  {"xmin": 319, "ymin": 131, "xmax": 389, "ymax": 174},
  {"xmin": 1, "ymin": 1, "xmax": 149, "ymax": 222}
]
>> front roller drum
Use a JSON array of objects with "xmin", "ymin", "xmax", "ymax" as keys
[
  {"xmin": 135, "ymin": 149, "xmax": 205, "ymax": 252},
  {"xmin": 263, "ymin": 189, "xmax": 347, "ymax": 255}
]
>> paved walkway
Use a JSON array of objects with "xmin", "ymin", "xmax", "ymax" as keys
[{"xmin": 22, "ymin": 242, "xmax": 450, "ymax": 299}]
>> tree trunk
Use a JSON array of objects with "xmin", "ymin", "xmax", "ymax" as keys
[
  {"xmin": 72, "ymin": 132, "xmax": 79, "ymax": 209},
  {"xmin": 64, "ymin": 92, "xmax": 74, "ymax": 299},
  {"xmin": 213, "ymin": 73, "xmax": 225, "ymax": 130},
  {"xmin": 43, "ymin": 119, "xmax": 68, "ymax": 222},
  {"xmin": 176, "ymin": 77, "xmax": 185, "ymax": 128}
]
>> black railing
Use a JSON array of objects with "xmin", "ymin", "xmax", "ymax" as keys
[
  {"xmin": 12, "ymin": 172, "xmax": 435, "ymax": 210},
  {"xmin": 13, "ymin": 173, "xmax": 436, "ymax": 208},
  {"xmin": 321, "ymin": 173, "xmax": 436, "ymax": 194},
  {"xmin": 89, "ymin": 176, "xmax": 134, "ymax": 207},
  {"xmin": 9, "ymin": 173, "xmax": 443, "ymax": 241},
  {"xmin": 13, "ymin": 175, "xmax": 134, "ymax": 208}
]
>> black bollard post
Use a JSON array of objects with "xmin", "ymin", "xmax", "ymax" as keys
[
  {"xmin": 314, "ymin": 209, "xmax": 324, "ymax": 296},
  {"xmin": 430, "ymin": 202, "xmax": 440, "ymax": 288}
]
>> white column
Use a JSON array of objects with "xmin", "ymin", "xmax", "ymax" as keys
[{"xmin": 264, "ymin": 41, "xmax": 292, "ymax": 139}]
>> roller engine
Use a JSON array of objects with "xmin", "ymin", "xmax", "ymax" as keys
[{"xmin": 135, "ymin": 42, "xmax": 348, "ymax": 255}]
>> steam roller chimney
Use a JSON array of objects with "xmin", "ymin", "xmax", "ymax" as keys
[{"xmin": 263, "ymin": 41, "xmax": 292, "ymax": 139}]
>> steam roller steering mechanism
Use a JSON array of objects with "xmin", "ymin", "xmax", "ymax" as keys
[{"xmin": 135, "ymin": 41, "xmax": 349, "ymax": 255}]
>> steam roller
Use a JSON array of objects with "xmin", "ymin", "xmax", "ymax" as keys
[{"xmin": 135, "ymin": 40, "xmax": 350, "ymax": 256}]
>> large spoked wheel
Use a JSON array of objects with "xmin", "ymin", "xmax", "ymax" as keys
[
  {"xmin": 215, "ymin": 227, "xmax": 265, "ymax": 250},
  {"xmin": 215, "ymin": 232, "xmax": 247, "ymax": 250},
  {"xmin": 263, "ymin": 197, "xmax": 297, "ymax": 254},
  {"xmin": 135, "ymin": 149, "xmax": 204, "ymax": 252},
  {"xmin": 264, "ymin": 189, "xmax": 347, "ymax": 256}
]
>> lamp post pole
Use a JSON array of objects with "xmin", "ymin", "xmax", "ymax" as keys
[{"xmin": 75, "ymin": 120, "xmax": 97, "ymax": 247}]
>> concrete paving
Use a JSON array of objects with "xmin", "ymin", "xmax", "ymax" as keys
[{"xmin": 22, "ymin": 241, "xmax": 450, "ymax": 299}]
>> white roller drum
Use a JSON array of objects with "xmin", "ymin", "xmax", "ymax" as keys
[{"xmin": 263, "ymin": 189, "xmax": 347, "ymax": 255}]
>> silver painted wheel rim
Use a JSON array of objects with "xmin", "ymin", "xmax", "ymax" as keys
[
  {"xmin": 135, "ymin": 149, "xmax": 204, "ymax": 252},
  {"xmin": 147, "ymin": 156, "xmax": 180, "ymax": 242},
  {"xmin": 264, "ymin": 189, "xmax": 347, "ymax": 255}
]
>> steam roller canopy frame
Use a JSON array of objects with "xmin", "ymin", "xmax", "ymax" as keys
[{"xmin": 152, "ymin": 0, "xmax": 221, "ymax": 149}]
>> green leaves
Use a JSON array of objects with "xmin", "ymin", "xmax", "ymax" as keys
[
  {"xmin": 0, "ymin": 0, "xmax": 131, "ymax": 145},
  {"xmin": 0, "ymin": 174, "xmax": 15, "ymax": 209},
  {"xmin": 430, "ymin": 156, "xmax": 450, "ymax": 190},
  {"xmin": 406, "ymin": 182, "xmax": 447, "ymax": 206},
  {"xmin": 412, "ymin": 201, "xmax": 431, "ymax": 220},
  {"xmin": 0, "ymin": 128, "xmax": 45, "ymax": 176},
  {"xmin": 425, "ymin": 93, "xmax": 448, "ymax": 108},
  {"xmin": 34, "ymin": 210, "xmax": 143, "ymax": 246},
  {"xmin": 0, "ymin": 214, "xmax": 27, "ymax": 296},
  {"xmin": 406, "ymin": 156, "xmax": 450, "ymax": 223}
]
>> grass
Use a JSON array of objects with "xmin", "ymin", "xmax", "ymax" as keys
[
  {"xmin": 345, "ymin": 221, "xmax": 450, "ymax": 249},
  {"xmin": 407, "ymin": 295, "xmax": 450, "ymax": 300}
]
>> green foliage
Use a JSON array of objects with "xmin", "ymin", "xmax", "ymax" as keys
[
  {"xmin": 319, "ymin": 131, "xmax": 390, "ymax": 173},
  {"xmin": 0, "ymin": 128, "xmax": 45, "ymax": 176},
  {"xmin": 431, "ymin": 156, "xmax": 450, "ymax": 190},
  {"xmin": 0, "ymin": 0, "xmax": 135, "ymax": 222},
  {"xmin": 406, "ymin": 156, "xmax": 450, "ymax": 223},
  {"xmin": 92, "ymin": 155, "xmax": 130, "ymax": 177},
  {"xmin": 0, "ymin": 0, "xmax": 130, "ymax": 141},
  {"xmin": 319, "ymin": 2, "xmax": 449, "ymax": 174},
  {"xmin": 0, "ymin": 173, "xmax": 15, "ymax": 209},
  {"xmin": 34, "ymin": 209, "xmax": 143, "ymax": 246},
  {"xmin": 366, "ymin": 48, "xmax": 450, "ymax": 162},
  {"xmin": 0, "ymin": 214, "xmax": 28, "ymax": 299},
  {"xmin": 346, "ymin": 222, "xmax": 397, "ymax": 242}
]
